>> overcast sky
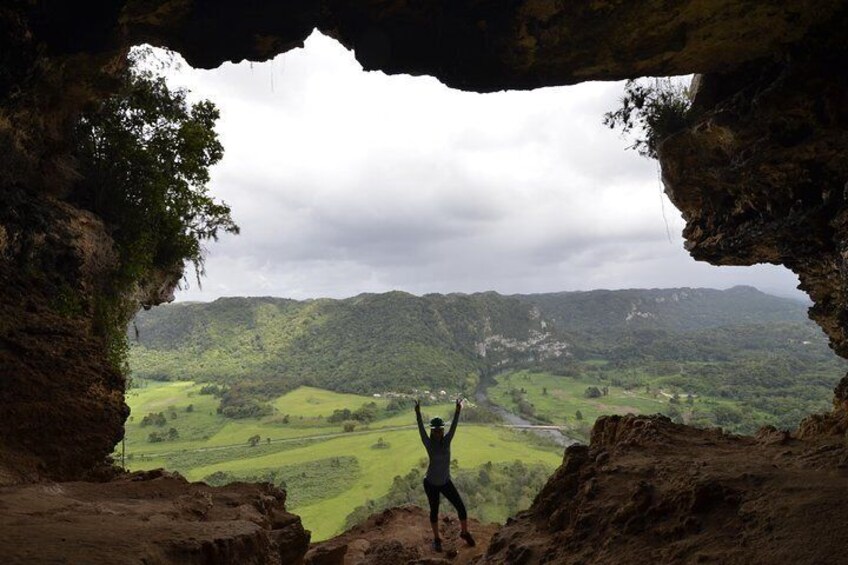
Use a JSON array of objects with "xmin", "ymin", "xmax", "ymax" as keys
[{"xmin": 160, "ymin": 31, "xmax": 802, "ymax": 302}]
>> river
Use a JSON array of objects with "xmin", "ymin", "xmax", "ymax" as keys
[{"xmin": 475, "ymin": 377, "xmax": 579, "ymax": 448}]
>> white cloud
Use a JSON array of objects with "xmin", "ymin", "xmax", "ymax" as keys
[{"xmin": 158, "ymin": 32, "xmax": 802, "ymax": 302}]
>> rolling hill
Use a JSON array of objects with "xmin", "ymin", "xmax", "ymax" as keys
[{"xmin": 129, "ymin": 287, "xmax": 837, "ymax": 400}]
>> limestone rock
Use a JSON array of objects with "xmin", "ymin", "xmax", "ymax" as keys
[
  {"xmin": 483, "ymin": 415, "xmax": 848, "ymax": 564},
  {"xmin": 0, "ymin": 472, "xmax": 310, "ymax": 564}
]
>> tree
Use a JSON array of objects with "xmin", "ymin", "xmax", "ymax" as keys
[
  {"xmin": 248, "ymin": 434, "xmax": 261, "ymax": 447},
  {"xmin": 167, "ymin": 427, "xmax": 179, "ymax": 441},
  {"xmin": 584, "ymin": 386, "xmax": 602, "ymax": 399},
  {"xmin": 71, "ymin": 49, "xmax": 239, "ymax": 372},
  {"xmin": 575, "ymin": 410, "xmax": 583, "ymax": 421},
  {"xmin": 73, "ymin": 50, "xmax": 239, "ymax": 288},
  {"xmin": 328, "ymin": 408, "xmax": 353, "ymax": 423},
  {"xmin": 372, "ymin": 437, "xmax": 390, "ymax": 449},
  {"xmin": 141, "ymin": 412, "xmax": 167, "ymax": 427},
  {"xmin": 343, "ymin": 421, "xmax": 357, "ymax": 433},
  {"xmin": 542, "ymin": 387, "xmax": 548, "ymax": 396}
]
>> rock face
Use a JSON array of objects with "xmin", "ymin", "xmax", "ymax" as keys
[
  {"xmin": 0, "ymin": 470, "xmax": 310, "ymax": 564},
  {"xmin": 657, "ymin": 7, "xmax": 848, "ymax": 406},
  {"xmin": 482, "ymin": 414, "xmax": 848, "ymax": 564},
  {"xmin": 0, "ymin": 194, "xmax": 127, "ymax": 483},
  {"xmin": 659, "ymin": 10, "xmax": 848, "ymax": 357}
]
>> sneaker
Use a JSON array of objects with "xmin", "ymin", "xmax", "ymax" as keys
[
  {"xmin": 460, "ymin": 531, "xmax": 476, "ymax": 547},
  {"xmin": 433, "ymin": 538, "xmax": 443, "ymax": 552}
]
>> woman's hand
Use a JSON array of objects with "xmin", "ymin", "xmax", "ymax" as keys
[
  {"xmin": 414, "ymin": 399, "xmax": 421, "ymax": 413},
  {"xmin": 455, "ymin": 397, "xmax": 463, "ymax": 411}
]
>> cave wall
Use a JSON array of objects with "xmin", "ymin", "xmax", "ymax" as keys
[
  {"xmin": 1, "ymin": 1, "xmax": 847, "ymax": 480},
  {"xmin": 659, "ymin": 12, "xmax": 848, "ymax": 357}
]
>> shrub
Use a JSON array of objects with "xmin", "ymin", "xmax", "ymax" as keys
[
  {"xmin": 328, "ymin": 408, "xmax": 353, "ymax": 423},
  {"xmin": 372, "ymin": 437, "xmax": 390, "ymax": 449},
  {"xmin": 352, "ymin": 402, "xmax": 379, "ymax": 423},
  {"xmin": 199, "ymin": 384, "xmax": 225, "ymax": 397},
  {"xmin": 584, "ymin": 386, "xmax": 602, "ymax": 399},
  {"xmin": 140, "ymin": 412, "xmax": 167, "ymax": 427},
  {"xmin": 603, "ymin": 78, "xmax": 692, "ymax": 159}
]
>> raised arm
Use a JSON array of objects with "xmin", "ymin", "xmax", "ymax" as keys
[
  {"xmin": 444, "ymin": 398, "xmax": 462, "ymax": 443},
  {"xmin": 415, "ymin": 399, "xmax": 429, "ymax": 447}
]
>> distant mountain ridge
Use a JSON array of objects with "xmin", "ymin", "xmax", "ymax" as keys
[
  {"xmin": 129, "ymin": 286, "xmax": 818, "ymax": 395},
  {"xmin": 513, "ymin": 286, "xmax": 808, "ymax": 334}
]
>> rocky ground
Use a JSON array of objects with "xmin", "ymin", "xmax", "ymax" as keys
[
  {"xmin": 481, "ymin": 414, "xmax": 848, "ymax": 564},
  {"xmin": 305, "ymin": 506, "xmax": 498, "ymax": 565},
  {"xmin": 3, "ymin": 414, "xmax": 848, "ymax": 564},
  {"xmin": 0, "ymin": 470, "xmax": 309, "ymax": 564}
]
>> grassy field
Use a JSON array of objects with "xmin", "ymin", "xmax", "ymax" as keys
[
  {"xmin": 271, "ymin": 386, "xmax": 388, "ymax": 418},
  {"xmin": 488, "ymin": 368, "xmax": 783, "ymax": 442},
  {"xmin": 123, "ymin": 381, "xmax": 563, "ymax": 540},
  {"xmin": 489, "ymin": 370, "xmax": 667, "ymax": 429}
]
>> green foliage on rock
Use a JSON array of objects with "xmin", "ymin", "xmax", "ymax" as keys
[
  {"xmin": 603, "ymin": 77, "xmax": 692, "ymax": 159},
  {"xmin": 71, "ymin": 50, "xmax": 238, "ymax": 373},
  {"xmin": 73, "ymin": 54, "xmax": 238, "ymax": 286}
]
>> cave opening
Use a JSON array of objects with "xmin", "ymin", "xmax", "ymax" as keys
[{"xmin": 115, "ymin": 31, "xmax": 839, "ymax": 543}]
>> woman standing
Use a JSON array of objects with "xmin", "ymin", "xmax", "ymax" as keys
[{"xmin": 415, "ymin": 397, "xmax": 476, "ymax": 552}]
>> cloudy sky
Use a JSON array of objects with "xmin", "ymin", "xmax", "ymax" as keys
[{"xmin": 161, "ymin": 31, "xmax": 802, "ymax": 302}]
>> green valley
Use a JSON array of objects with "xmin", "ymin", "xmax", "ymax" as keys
[
  {"xmin": 122, "ymin": 380, "xmax": 562, "ymax": 540},
  {"xmin": 123, "ymin": 286, "xmax": 847, "ymax": 540}
]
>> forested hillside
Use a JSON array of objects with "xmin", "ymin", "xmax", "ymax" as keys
[
  {"xmin": 130, "ymin": 291, "xmax": 566, "ymax": 395},
  {"xmin": 130, "ymin": 287, "xmax": 843, "ymax": 422}
]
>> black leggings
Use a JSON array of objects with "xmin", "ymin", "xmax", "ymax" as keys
[{"xmin": 423, "ymin": 478, "xmax": 467, "ymax": 523}]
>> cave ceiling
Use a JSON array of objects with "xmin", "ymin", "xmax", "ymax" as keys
[{"xmin": 20, "ymin": 0, "xmax": 843, "ymax": 91}]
